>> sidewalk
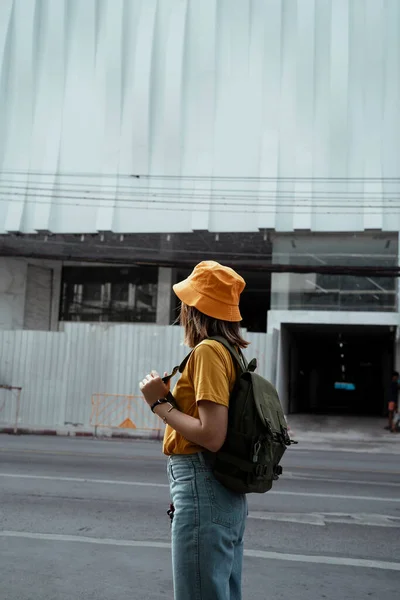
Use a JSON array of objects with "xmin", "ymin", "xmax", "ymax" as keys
[
  {"xmin": 286, "ymin": 415, "xmax": 400, "ymax": 454},
  {"xmin": 1, "ymin": 415, "xmax": 400, "ymax": 454}
]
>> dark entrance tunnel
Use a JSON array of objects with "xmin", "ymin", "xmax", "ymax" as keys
[{"xmin": 285, "ymin": 325, "xmax": 395, "ymax": 416}]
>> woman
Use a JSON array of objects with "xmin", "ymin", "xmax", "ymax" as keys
[{"xmin": 140, "ymin": 260, "xmax": 249, "ymax": 600}]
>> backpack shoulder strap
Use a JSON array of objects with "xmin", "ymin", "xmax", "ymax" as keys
[
  {"xmin": 179, "ymin": 351, "xmax": 193, "ymax": 373},
  {"xmin": 162, "ymin": 336, "xmax": 248, "ymax": 385},
  {"xmin": 161, "ymin": 350, "xmax": 193, "ymax": 385},
  {"xmin": 207, "ymin": 336, "xmax": 247, "ymax": 372}
]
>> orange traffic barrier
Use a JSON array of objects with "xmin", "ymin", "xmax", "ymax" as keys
[{"xmin": 90, "ymin": 393, "xmax": 163, "ymax": 437}]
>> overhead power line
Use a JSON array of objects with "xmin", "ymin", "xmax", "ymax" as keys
[
  {"xmin": 2, "ymin": 188, "xmax": 400, "ymax": 213},
  {"xmin": 2, "ymin": 179, "xmax": 400, "ymax": 195},
  {"xmin": 3, "ymin": 190, "xmax": 400, "ymax": 214},
  {"xmin": 2, "ymin": 170, "xmax": 400, "ymax": 182},
  {"xmin": 1, "ymin": 182, "xmax": 400, "ymax": 201}
]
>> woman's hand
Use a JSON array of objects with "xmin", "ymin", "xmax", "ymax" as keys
[{"xmin": 139, "ymin": 370, "xmax": 170, "ymax": 408}]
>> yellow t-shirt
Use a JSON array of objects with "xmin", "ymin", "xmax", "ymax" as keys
[{"xmin": 162, "ymin": 339, "xmax": 236, "ymax": 456}]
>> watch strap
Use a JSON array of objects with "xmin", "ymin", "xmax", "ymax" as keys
[{"xmin": 150, "ymin": 398, "xmax": 168, "ymax": 413}]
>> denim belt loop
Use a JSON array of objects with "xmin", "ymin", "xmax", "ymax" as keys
[{"xmin": 197, "ymin": 451, "xmax": 207, "ymax": 467}]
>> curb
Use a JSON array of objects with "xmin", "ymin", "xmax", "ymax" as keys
[
  {"xmin": 0, "ymin": 426, "xmax": 163, "ymax": 441},
  {"xmin": 1, "ymin": 426, "xmax": 397, "ymax": 447}
]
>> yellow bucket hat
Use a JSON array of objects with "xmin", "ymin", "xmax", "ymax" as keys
[{"xmin": 173, "ymin": 261, "xmax": 246, "ymax": 322}]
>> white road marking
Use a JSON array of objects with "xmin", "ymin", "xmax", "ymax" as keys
[
  {"xmin": 271, "ymin": 490, "xmax": 399, "ymax": 502},
  {"xmin": 248, "ymin": 511, "xmax": 400, "ymax": 528},
  {"xmin": 244, "ymin": 548, "xmax": 400, "ymax": 571},
  {"xmin": 1, "ymin": 530, "xmax": 399, "ymax": 571},
  {"xmin": 249, "ymin": 511, "xmax": 325, "ymax": 526},
  {"xmin": 0, "ymin": 472, "xmax": 398, "ymax": 502},
  {"xmin": 291, "ymin": 444, "xmax": 400, "ymax": 455},
  {"xmin": 284, "ymin": 472, "xmax": 400, "ymax": 488},
  {"xmin": 0, "ymin": 473, "xmax": 168, "ymax": 487}
]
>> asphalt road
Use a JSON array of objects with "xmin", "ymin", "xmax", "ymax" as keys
[{"xmin": 1, "ymin": 435, "xmax": 399, "ymax": 600}]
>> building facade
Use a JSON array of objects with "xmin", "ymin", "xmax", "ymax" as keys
[{"xmin": 1, "ymin": 0, "xmax": 400, "ymax": 417}]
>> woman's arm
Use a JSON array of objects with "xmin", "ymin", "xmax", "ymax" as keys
[
  {"xmin": 155, "ymin": 399, "xmax": 228, "ymax": 452},
  {"xmin": 140, "ymin": 372, "xmax": 228, "ymax": 452}
]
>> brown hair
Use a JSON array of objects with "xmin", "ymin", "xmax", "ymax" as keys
[{"xmin": 179, "ymin": 303, "xmax": 249, "ymax": 349}]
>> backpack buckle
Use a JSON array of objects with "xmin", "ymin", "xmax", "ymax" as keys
[{"xmin": 255, "ymin": 464, "xmax": 268, "ymax": 478}]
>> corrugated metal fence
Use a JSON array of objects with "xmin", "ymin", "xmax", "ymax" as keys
[{"xmin": 0, "ymin": 324, "xmax": 275, "ymax": 435}]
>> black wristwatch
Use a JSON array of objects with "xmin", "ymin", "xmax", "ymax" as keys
[{"xmin": 150, "ymin": 398, "xmax": 169, "ymax": 413}]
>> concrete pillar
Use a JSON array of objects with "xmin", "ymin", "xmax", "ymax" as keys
[
  {"xmin": 156, "ymin": 267, "xmax": 175, "ymax": 325},
  {"xmin": 0, "ymin": 257, "xmax": 27, "ymax": 330},
  {"xmin": 50, "ymin": 263, "xmax": 62, "ymax": 331},
  {"xmin": 271, "ymin": 273, "xmax": 290, "ymax": 309},
  {"xmin": 0, "ymin": 257, "xmax": 62, "ymax": 331},
  {"xmin": 271, "ymin": 236, "xmax": 290, "ymax": 310}
]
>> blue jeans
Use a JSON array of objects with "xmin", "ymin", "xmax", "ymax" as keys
[{"xmin": 168, "ymin": 452, "xmax": 247, "ymax": 600}]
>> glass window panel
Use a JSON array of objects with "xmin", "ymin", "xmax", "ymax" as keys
[
  {"xmin": 82, "ymin": 283, "xmax": 102, "ymax": 302},
  {"xmin": 60, "ymin": 267, "xmax": 158, "ymax": 322},
  {"xmin": 272, "ymin": 234, "xmax": 398, "ymax": 313},
  {"xmin": 111, "ymin": 282, "xmax": 129, "ymax": 303}
]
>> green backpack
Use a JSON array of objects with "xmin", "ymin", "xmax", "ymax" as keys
[{"xmin": 163, "ymin": 336, "xmax": 296, "ymax": 494}]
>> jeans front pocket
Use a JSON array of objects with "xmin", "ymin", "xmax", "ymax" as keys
[
  {"xmin": 205, "ymin": 474, "xmax": 245, "ymax": 528},
  {"xmin": 168, "ymin": 459, "xmax": 198, "ymax": 532}
]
